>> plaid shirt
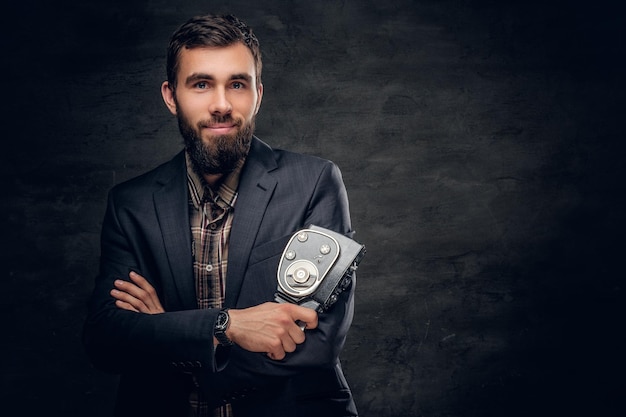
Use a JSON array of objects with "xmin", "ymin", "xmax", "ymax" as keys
[{"xmin": 186, "ymin": 153, "xmax": 242, "ymax": 417}]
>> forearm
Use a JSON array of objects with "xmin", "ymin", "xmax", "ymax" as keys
[
  {"xmin": 196, "ymin": 282, "xmax": 354, "ymax": 401},
  {"xmin": 83, "ymin": 195, "xmax": 218, "ymax": 373},
  {"xmin": 225, "ymin": 277, "xmax": 354, "ymax": 377},
  {"xmin": 84, "ymin": 288, "xmax": 218, "ymax": 374},
  {"xmin": 87, "ymin": 226, "xmax": 260, "ymax": 377}
]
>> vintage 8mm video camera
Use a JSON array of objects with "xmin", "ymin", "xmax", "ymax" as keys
[{"xmin": 275, "ymin": 225, "xmax": 366, "ymax": 313}]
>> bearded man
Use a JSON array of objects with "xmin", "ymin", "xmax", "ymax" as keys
[{"xmin": 83, "ymin": 14, "xmax": 358, "ymax": 417}]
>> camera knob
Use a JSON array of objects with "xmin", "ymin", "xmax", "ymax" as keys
[
  {"xmin": 293, "ymin": 267, "xmax": 310, "ymax": 283},
  {"xmin": 320, "ymin": 244, "xmax": 331, "ymax": 255}
]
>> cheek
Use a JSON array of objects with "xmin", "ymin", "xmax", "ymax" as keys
[
  {"xmin": 178, "ymin": 102, "xmax": 206, "ymax": 123},
  {"xmin": 229, "ymin": 91, "xmax": 258, "ymax": 113},
  {"xmin": 238, "ymin": 98, "xmax": 259, "ymax": 119}
]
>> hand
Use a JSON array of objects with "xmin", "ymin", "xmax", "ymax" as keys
[
  {"xmin": 111, "ymin": 271, "xmax": 165, "ymax": 314},
  {"xmin": 227, "ymin": 302, "xmax": 318, "ymax": 361}
]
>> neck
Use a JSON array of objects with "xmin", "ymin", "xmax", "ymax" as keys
[{"xmin": 203, "ymin": 173, "xmax": 224, "ymax": 188}]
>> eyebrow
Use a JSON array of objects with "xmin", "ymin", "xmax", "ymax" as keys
[{"xmin": 185, "ymin": 72, "xmax": 253, "ymax": 85}]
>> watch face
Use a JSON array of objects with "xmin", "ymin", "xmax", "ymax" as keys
[{"xmin": 216, "ymin": 311, "xmax": 229, "ymax": 329}]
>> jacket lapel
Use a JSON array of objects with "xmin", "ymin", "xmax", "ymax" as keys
[
  {"xmin": 153, "ymin": 152, "xmax": 197, "ymax": 310},
  {"xmin": 225, "ymin": 138, "xmax": 278, "ymax": 307}
]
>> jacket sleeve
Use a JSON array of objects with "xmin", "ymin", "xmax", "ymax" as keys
[
  {"xmin": 205, "ymin": 160, "xmax": 358, "ymax": 396},
  {"xmin": 278, "ymin": 160, "xmax": 356, "ymax": 367},
  {"xmin": 82, "ymin": 188, "xmax": 220, "ymax": 375}
]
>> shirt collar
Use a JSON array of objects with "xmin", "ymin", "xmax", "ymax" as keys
[{"xmin": 186, "ymin": 151, "xmax": 243, "ymax": 211}]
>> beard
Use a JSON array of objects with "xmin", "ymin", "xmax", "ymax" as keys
[{"xmin": 178, "ymin": 111, "xmax": 254, "ymax": 176}]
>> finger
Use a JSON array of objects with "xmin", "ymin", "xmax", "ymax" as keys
[
  {"xmin": 129, "ymin": 272, "xmax": 164, "ymax": 312},
  {"xmin": 289, "ymin": 305, "xmax": 319, "ymax": 330},
  {"xmin": 127, "ymin": 272, "xmax": 155, "ymax": 300},
  {"xmin": 287, "ymin": 322, "xmax": 307, "ymax": 345},
  {"xmin": 267, "ymin": 348, "xmax": 286, "ymax": 361},
  {"xmin": 114, "ymin": 299, "xmax": 139, "ymax": 313},
  {"xmin": 114, "ymin": 279, "xmax": 146, "ymax": 299},
  {"xmin": 128, "ymin": 271, "xmax": 152, "ymax": 289},
  {"xmin": 115, "ymin": 279, "xmax": 155, "ymax": 310},
  {"xmin": 277, "ymin": 325, "xmax": 299, "ymax": 353},
  {"xmin": 111, "ymin": 288, "xmax": 149, "ymax": 313},
  {"xmin": 263, "ymin": 332, "xmax": 290, "ymax": 360},
  {"xmin": 282, "ymin": 338, "xmax": 298, "ymax": 353}
]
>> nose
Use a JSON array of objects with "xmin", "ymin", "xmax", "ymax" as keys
[{"xmin": 209, "ymin": 87, "xmax": 232, "ymax": 116}]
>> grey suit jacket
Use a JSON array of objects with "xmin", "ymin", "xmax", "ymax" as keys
[{"xmin": 83, "ymin": 137, "xmax": 358, "ymax": 416}]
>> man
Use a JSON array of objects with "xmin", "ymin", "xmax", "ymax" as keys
[{"xmin": 83, "ymin": 14, "xmax": 359, "ymax": 417}]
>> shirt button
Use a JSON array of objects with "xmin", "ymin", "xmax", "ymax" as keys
[
  {"xmin": 209, "ymin": 223, "xmax": 217, "ymax": 230},
  {"xmin": 205, "ymin": 264, "xmax": 213, "ymax": 272}
]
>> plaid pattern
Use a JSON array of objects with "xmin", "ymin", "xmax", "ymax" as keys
[{"xmin": 186, "ymin": 153, "xmax": 243, "ymax": 417}]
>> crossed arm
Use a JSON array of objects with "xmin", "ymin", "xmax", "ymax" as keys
[
  {"xmin": 86, "ymin": 158, "xmax": 354, "ymax": 377},
  {"xmin": 111, "ymin": 271, "xmax": 317, "ymax": 361}
]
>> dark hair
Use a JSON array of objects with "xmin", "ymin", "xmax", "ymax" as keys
[{"xmin": 166, "ymin": 14, "xmax": 262, "ymax": 89}]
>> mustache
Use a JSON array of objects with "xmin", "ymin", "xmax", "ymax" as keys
[{"xmin": 198, "ymin": 115, "xmax": 243, "ymax": 128}]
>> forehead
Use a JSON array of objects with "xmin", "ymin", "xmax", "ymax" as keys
[{"xmin": 177, "ymin": 43, "xmax": 257, "ymax": 80}]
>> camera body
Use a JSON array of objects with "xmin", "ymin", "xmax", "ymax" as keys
[{"xmin": 275, "ymin": 225, "xmax": 366, "ymax": 312}]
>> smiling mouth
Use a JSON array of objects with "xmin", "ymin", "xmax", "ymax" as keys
[
  {"xmin": 203, "ymin": 124, "xmax": 237, "ymax": 134},
  {"xmin": 199, "ymin": 116, "xmax": 241, "ymax": 135}
]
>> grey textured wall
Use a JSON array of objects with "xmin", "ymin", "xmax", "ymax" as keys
[{"xmin": 1, "ymin": 0, "xmax": 623, "ymax": 416}]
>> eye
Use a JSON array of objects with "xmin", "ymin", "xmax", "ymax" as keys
[
  {"xmin": 231, "ymin": 81, "xmax": 245, "ymax": 90},
  {"xmin": 195, "ymin": 81, "xmax": 209, "ymax": 89}
]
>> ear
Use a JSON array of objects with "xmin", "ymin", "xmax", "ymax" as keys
[
  {"xmin": 254, "ymin": 83, "xmax": 264, "ymax": 115},
  {"xmin": 161, "ymin": 81, "xmax": 178, "ymax": 115}
]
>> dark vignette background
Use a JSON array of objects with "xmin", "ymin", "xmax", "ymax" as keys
[{"xmin": 1, "ymin": 0, "xmax": 624, "ymax": 416}]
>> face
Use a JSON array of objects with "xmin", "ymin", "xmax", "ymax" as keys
[{"xmin": 161, "ymin": 43, "xmax": 263, "ymax": 177}]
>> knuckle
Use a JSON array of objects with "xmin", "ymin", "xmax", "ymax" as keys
[
  {"xmin": 277, "ymin": 303, "xmax": 292, "ymax": 314},
  {"xmin": 268, "ymin": 338, "xmax": 282, "ymax": 350}
]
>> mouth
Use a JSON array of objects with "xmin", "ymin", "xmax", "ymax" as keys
[
  {"xmin": 200, "ymin": 117, "xmax": 242, "ymax": 136},
  {"xmin": 204, "ymin": 124, "xmax": 237, "ymax": 135}
]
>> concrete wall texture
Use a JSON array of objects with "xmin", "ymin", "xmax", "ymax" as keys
[{"xmin": 1, "ymin": 0, "xmax": 623, "ymax": 416}]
